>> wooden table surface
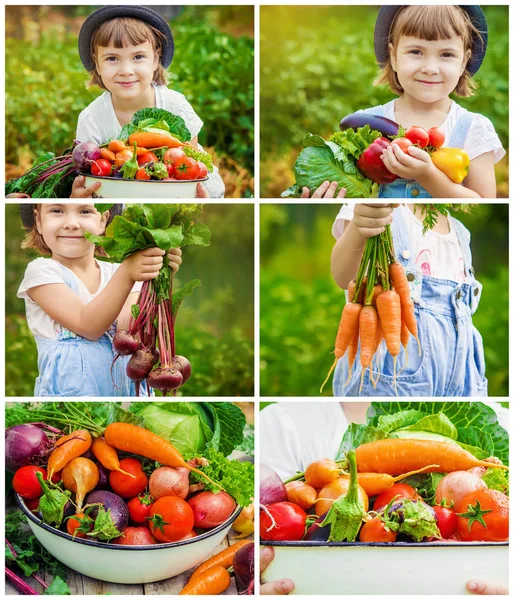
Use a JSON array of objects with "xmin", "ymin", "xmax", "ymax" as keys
[{"xmin": 7, "ymin": 528, "xmax": 250, "ymax": 595}]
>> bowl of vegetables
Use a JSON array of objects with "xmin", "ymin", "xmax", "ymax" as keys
[{"xmin": 260, "ymin": 402, "xmax": 509, "ymax": 595}]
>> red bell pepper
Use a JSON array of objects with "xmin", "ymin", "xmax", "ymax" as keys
[{"xmin": 357, "ymin": 137, "xmax": 398, "ymax": 185}]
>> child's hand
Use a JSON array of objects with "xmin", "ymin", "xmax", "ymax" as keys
[
  {"xmin": 260, "ymin": 547, "xmax": 295, "ymax": 595},
  {"xmin": 301, "ymin": 181, "xmax": 346, "ymax": 198},
  {"xmin": 353, "ymin": 203, "xmax": 398, "ymax": 238},
  {"xmin": 70, "ymin": 175, "xmax": 102, "ymax": 198},
  {"xmin": 123, "ymin": 247, "xmax": 165, "ymax": 282},
  {"xmin": 381, "ymin": 144, "xmax": 434, "ymax": 182},
  {"xmin": 196, "ymin": 183, "xmax": 209, "ymax": 198},
  {"xmin": 167, "ymin": 248, "xmax": 182, "ymax": 274}
]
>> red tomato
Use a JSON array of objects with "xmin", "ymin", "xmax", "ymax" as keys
[
  {"xmin": 128, "ymin": 493, "xmax": 154, "ymax": 525},
  {"xmin": 163, "ymin": 148, "xmax": 186, "ymax": 165},
  {"xmin": 135, "ymin": 168, "xmax": 151, "ymax": 180},
  {"xmin": 109, "ymin": 458, "xmax": 148, "ymax": 498},
  {"xmin": 391, "ymin": 137, "xmax": 413, "ymax": 152},
  {"xmin": 91, "ymin": 158, "xmax": 113, "ymax": 177},
  {"xmin": 137, "ymin": 152, "xmax": 158, "ymax": 166},
  {"xmin": 66, "ymin": 512, "xmax": 94, "ymax": 539},
  {"xmin": 166, "ymin": 163, "xmax": 175, "ymax": 178},
  {"xmin": 404, "ymin": 126, "xmax": 430, "ymax": 148},
  {"xmin": 196, "ymin": 162, "xmax": 208, "ymax": 179},
  {"xmin": 433, "ymin": 505, "xmax": 458, "ymax": 539},
  {"xmin": 13, "ymin": 466, "xmax": 47, "ymax": 499},
  {"xmin": 456, "ymin": 489, "xmax": 509, "ymax": 542},
  {"xmin": 24, "ymin": 497, "xmax": 40, "ymax": 511},
  {"xmin": 359, "ymin": 516, "xmax": 397, "ymax": 542},
  {"xmin": 260, "ymin": 501, "xmax": 307, "ymax": 541},
  {"xmin": 428, "ymin": 127, "xmax": 445, "ymax": 148},
  {"xmin": 174, "ymin": 156, "xmax": 200, "ymax": 180},
  {"xmin": 113, "ymin": 526, "xmax": 157, "ymax": 545},
  {"xmin": 373, "ymin": 483, "xmax": 421, "ymax": 512},
  {"xmin": 149, "ymin": 496, "xmax": 194, "ymax": 542}
]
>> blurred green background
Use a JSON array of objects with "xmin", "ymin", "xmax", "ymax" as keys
[
  {"xmin": 260, "ymin": 5, "xmax": 509, "ymax": 197},
  {"xmin": 6, "ymin": 204, "xmax": 254, "ymax": 397},
  {"xmin": 260, "ymin": 204, "xmax": 508, "ymax": 397},
  {"xmin": 6, "ymin": 5, "xmax": 254, "ymax": 198}
]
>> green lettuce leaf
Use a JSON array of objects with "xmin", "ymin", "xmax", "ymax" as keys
[{"xmin": 119, "ymin": 108, "xmax": 191, "ymax": 142}]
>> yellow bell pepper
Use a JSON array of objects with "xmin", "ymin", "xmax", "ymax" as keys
[{"xmin": 431, "ymin": 148, "xmax": 470, "ymax": 184}]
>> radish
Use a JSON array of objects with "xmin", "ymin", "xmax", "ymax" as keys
[
  {"xmin": 113, "ymin": 330, "xmax": 139, "ymax": 356},
  {"xmin": 435, "ymin": 470, "xmax": 487, "ymax": 508},
  {"xmin": 149, "ymin": 466, "xmax": 189, "ymax": 499},
  {"xmin": 173, "ymin": 355, "xmax": 192, "ymax": 383},
  {"xmin": 147, "ymin": 366, "xmax": 183, "ymax": 392},
  {"xmin": 126, "ymin": 348, "xmax": 157, "ymax": 397}
]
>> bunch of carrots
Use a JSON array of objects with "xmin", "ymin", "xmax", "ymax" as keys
[
  {"xmin": 321, "ymin": 224, "xmax": 420, "ymax": 394},
  {"xmin": 101, "ymin": 133, "xmax": 192, "ymax": 167}
]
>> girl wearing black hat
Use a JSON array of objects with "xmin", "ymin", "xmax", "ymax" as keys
[
  {"xmin": 360, "ymin": 5, "xmax": 504, "ymax": 199},
  {"xmin": 71, "ymin": 6, "xmax": 224, "ymax": 199},
  {"xmin": 17, "ymin": 203, "xmax": 182, "ymax": 397}
]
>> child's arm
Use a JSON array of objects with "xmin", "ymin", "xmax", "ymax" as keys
[
  {"xmin": 27, "ymin": 248, "xmax": 166, "ymax": 341},
  {"xmin": 331, "ymin": 204, "xmax": 395, "ymax": 289}
]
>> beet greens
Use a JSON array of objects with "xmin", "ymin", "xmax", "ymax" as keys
[{"xmin": 87, "ymin": 204, "xmax": 210, "ymax": 396}]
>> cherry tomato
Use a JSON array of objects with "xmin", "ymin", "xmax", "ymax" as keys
[
  {"xmin": 66, "ymin": 512, "xmax": 94, "ymax": 539},
  {"xmin": 196, "ymin": 162, "xmax": 208, "ymax": 179},
  {"xmin": 433, "ymin": 505, "xmax": 458, "ymax": 538},
  {"xmin": 456, "ymin": 489, "xmax": 509, "ymax": 541},
  {"xmin": 13, "ymin": 466, "xmax": 47, "ymax": 499},
  {"xmin": 24, "ymin": 497, "xmax": 40, "ymax": 511},
  {"xmin": 359, "ymin": 516, "xmax": 397, "ymax": 542},
  {"xmin": 373, "ymin": 483, "xmax": 421, "ymax": 512},
  {"xmin": 260, "ymin": 501, "xmax": 307, "ymax": 541},
  {"xmin": 174, "ymin": 156, "xmax": 200, "ymax": 180},
  {"xmin": 404, "ymin": 126, "xmax": 430, "ymax": 148},
  {"xmin": 166, "ymin": 163, "xmax": 175, "ymax": 178},
  {"xmin": 128, "ymin": 493, "xmax": 154, "ymax": 525},
  {"xmin": 109, "ymin": 458, "xmax": 148, "ymax": 498},
  {"xmin": 163, "ymin": 148, "xmax": 186, "ymax": 165},
  {"xmin": 391, "ymin": 137, "xmax": 413, "ymax": 152},
  {"xmin": 428, "ymin": 127, "xmax": 445, "ymax": 148},
  {"xmin": 149, "ymin": 496, "xmax": 194, "ymax": 542},
  {"xmin": 135, "ymin": 168, "xmax": 151, "ymax": 180},
  {"xmin": 91, "ymin": 158, "xmax": 113, "ymax": 177},
  {"xmin": 137, "ymin": 152, "xmax": 158, "ymax": 166}
]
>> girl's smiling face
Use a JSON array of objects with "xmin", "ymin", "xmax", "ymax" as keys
[
  {"xmin": 95, "ymin": 41, "xmax": 159, "ymax": 100},
  {"xmin": 36, "ymin": 204, "xmax": 107, "ymax": 260},
  {"xmin": 390, "ymin": 35, "xmax": 471, "ymax": 103}
]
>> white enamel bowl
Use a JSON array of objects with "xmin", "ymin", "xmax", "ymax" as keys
[
  {"xmin": 18, "ymin": 495, "xmax": 241, "ymax": 584},
  {"xmin": 260, "ymin": 540, "xmax": 509, "ymax": 595},
  {"xmin": 83, "ymin": 174, "xmax": 208, "ymax": 199}
]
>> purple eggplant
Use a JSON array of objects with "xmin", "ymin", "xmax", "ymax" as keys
[
  {"xmin": 304, "ymin": 511, "xmax": 331, "ymax": 541},
  {"xmin": 340, "ymin": 112, "xmax": 400, "ymax": 137}
]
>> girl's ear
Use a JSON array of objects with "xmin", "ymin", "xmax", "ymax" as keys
[
  {"xmin": 461, "ymin": 48, "xmax": 472, "ymax": 75},
  {"xmin": 388, "ymin": 43, "xmax": 397, "ymax": 71},
  {"xmin": 100, "ymin": 210, "xmax": 109, "ymax": 234},
  {"xmin": 35, "ymin": 208, "xmax": 42, "ymax": 234}
]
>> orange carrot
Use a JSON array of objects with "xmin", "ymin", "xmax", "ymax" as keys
[
  {"xmin": 305, "ymin": 458, "xmax": 341, "ymax": 489},
  {"xmin": 348, "ymin": 465, "xmax": 440, "ymax": 496},
  {"xmin": 47, "ymin": 430, "xmax": 92, "ymax": 480},
  {"xmin": 114, "ymin": 148, "xmax": 133, "ymax": 167},
  {"xmin": 100, "ymin": 148, "xmax": 116, "ymax": 162},
  {"xmin": 359, "ymin": 305, "xmax": 378, "ymax": 369},
  {"xmin": 104, "ymin": 423, "xmax": 221, "ymax": 488},
  {"xmin": 190, "ymin": 541, "xmax": 252, "ymax": 580},
  {"xmin": 128, "ymin": 131, "xmax": 188, "ymax": 149},
  {"xmin": 320, "ymin": 302, "xmax": 362, "ymax": 393},
  {"xmin": 348, "ymin": 279, "xmax": 357, "ymax": 302},
  {"xmin": 285, "ymin": 480, "xmax": 317, "ymax": 510},
  {"xmin": 356, "ymin": 439, "xmax": 509, "ymax": 476},
  {"xmin": 344, "ymin": 329, "xmax": 360, "ymax": 386},
  {"xmin": 371, "ymin": 284, "xmax": 383, "ymax": 308},
  {"xmin": 108, "ymin": 139, "xmax": 126, "ymax": 153},
  {"xmin": 61, "ymin": 457, "xmax": 99, "ymax": 511},
  {"xmin": 91, "ymin": 437, "xmax": 135, "ymax": 478},
  {"xmin": 179, "ymin": 566, "xmax": 231, "ymax": 595},
  {"xmin": 376, "ymin": 291, "xmax": 401, "ymax": 357},
  {"xmin": 390, "ymin": 262, "xmax": 421, "ymax": 354}
]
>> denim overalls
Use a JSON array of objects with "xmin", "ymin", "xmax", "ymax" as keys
[
  {"xmin": 333, "ymin": 207, "xmax": 487, "ymax": 397},
  {"xmin": 34, "ymin": 262, "xmax": 149, "ymax": 397},
  {"xmin": 360, "ymin": 104, "xmax": 473, "ymax": 199}
]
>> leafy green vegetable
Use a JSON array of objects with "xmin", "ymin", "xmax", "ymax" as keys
[
  {"xmin": 188, "ymin": 447, "xmax": 254, "ymax": 507},
  {"xmin": 183, "ymin": 146, "xmax": 213, "ymax": 172},
  {"xmin": 383, "ymin": 498, "xmax": 440, "ymax": 542},
  {"xmin": 118, "ymin": 108, "xmax": 191, "ymax": 142},
  {"xmin": 87, "ymin": 507, "xmax": 122, "ymax": 542},
  {"xmin": 36, "ymin": 473, "xmax": 71, "ymax": 527},
  {"xmin": 120, "ymin": 142, "xmax": 139, "ymax": 179},
  {"xmin": 145, "ymin": 162, "xmax": 168, "ymax": 180},
  {"xmin": 44, "ymin": 576, "xmax": 71, "ymax": 595}
]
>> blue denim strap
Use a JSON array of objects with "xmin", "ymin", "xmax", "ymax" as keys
[{"xmin": 447, "ymin": 111, "xmax": 473, "ymax": 148}]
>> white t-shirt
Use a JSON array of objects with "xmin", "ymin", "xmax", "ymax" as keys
[
  {"xmin": 76, "ymin": 85, "xmax": 225, "ymax": 198},
  {"xmin": 17, "ymin": 257, "xmax": 142, "ymax": 340},
  {"xmin": 260, "ymin": 403, "xmax": 349, "ymax": 479},
  {"xmin": 366, "ymin": 99, "xmax": 505, "ymax": 163},
  {"xmin": 333, "ymin": 205, "xmax": 467, "ymax": 282}
]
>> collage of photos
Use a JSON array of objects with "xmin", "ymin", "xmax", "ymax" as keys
[{"xmin": 3, "ymin": 2, "xmax": 510, "ymax": 598}]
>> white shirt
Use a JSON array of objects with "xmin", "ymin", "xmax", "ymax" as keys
[
  {"xmin": 260, "ymin": 403, "xmax": 349, "ymax": 479},
  {"xmin": 17, "ymin": 258, "xmax": 142, "ymax": 340},
  {"xmin": 333, "ymin": 205, "xmax": 467, "ymax": 282},
  {"xmin": 76, "ymin": 85, "xmax": 225, "ymax": 198},
  {"xmin": 373, "ymin": 99, "xmax": 505, "ymax": 163}
]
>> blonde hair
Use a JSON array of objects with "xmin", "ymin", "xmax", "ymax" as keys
[
  {"xmin": 87, "ymin": 17, "xmax": 169, "ymax": 89},
  {"xmin": 374, "ymin": 5, "xmax": 484, "ymax": 97},
  {"xmin": 21, "ymin": 205, "xmax": 108, "ymax": 257}
]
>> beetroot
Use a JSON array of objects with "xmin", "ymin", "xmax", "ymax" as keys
[
  {"xmin": 147, "ymin": 366, "xmax": 183, "ymax": 392},
  {"xmin": 113, "ymin": 330, "xmax": 139, "ymax": 356},
  {"xmin": 173, "ymin": 355, "xmax": 191, "ymax": 384}
]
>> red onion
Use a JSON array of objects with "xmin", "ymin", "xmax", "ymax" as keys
[{"xmin": 5, "ymin": 425, "xmax": 52, "ymax": 473}]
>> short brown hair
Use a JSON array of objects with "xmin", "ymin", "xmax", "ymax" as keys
[
  {"xmin": 87, "ymin": 17, "xmax": 169, "ymax": 89},
  {"xmin": 21, "ymin": 205, "xmax": 108, "ymax": 257},
  {"xmin": 374, "ymin": 5, "xmax": 483, "ymax": 97}
]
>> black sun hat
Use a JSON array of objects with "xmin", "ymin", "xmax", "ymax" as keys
[
  {"xmin": 20, "ymin": 204, "xmax": 123, "ymax": 230},
  {"xmin": 374, "ymin": 5, "xmax": 488, "ymax": 76},
  {"xmin": 78, "ymin": 5, "xmax": 174, "ymax": 72}
]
